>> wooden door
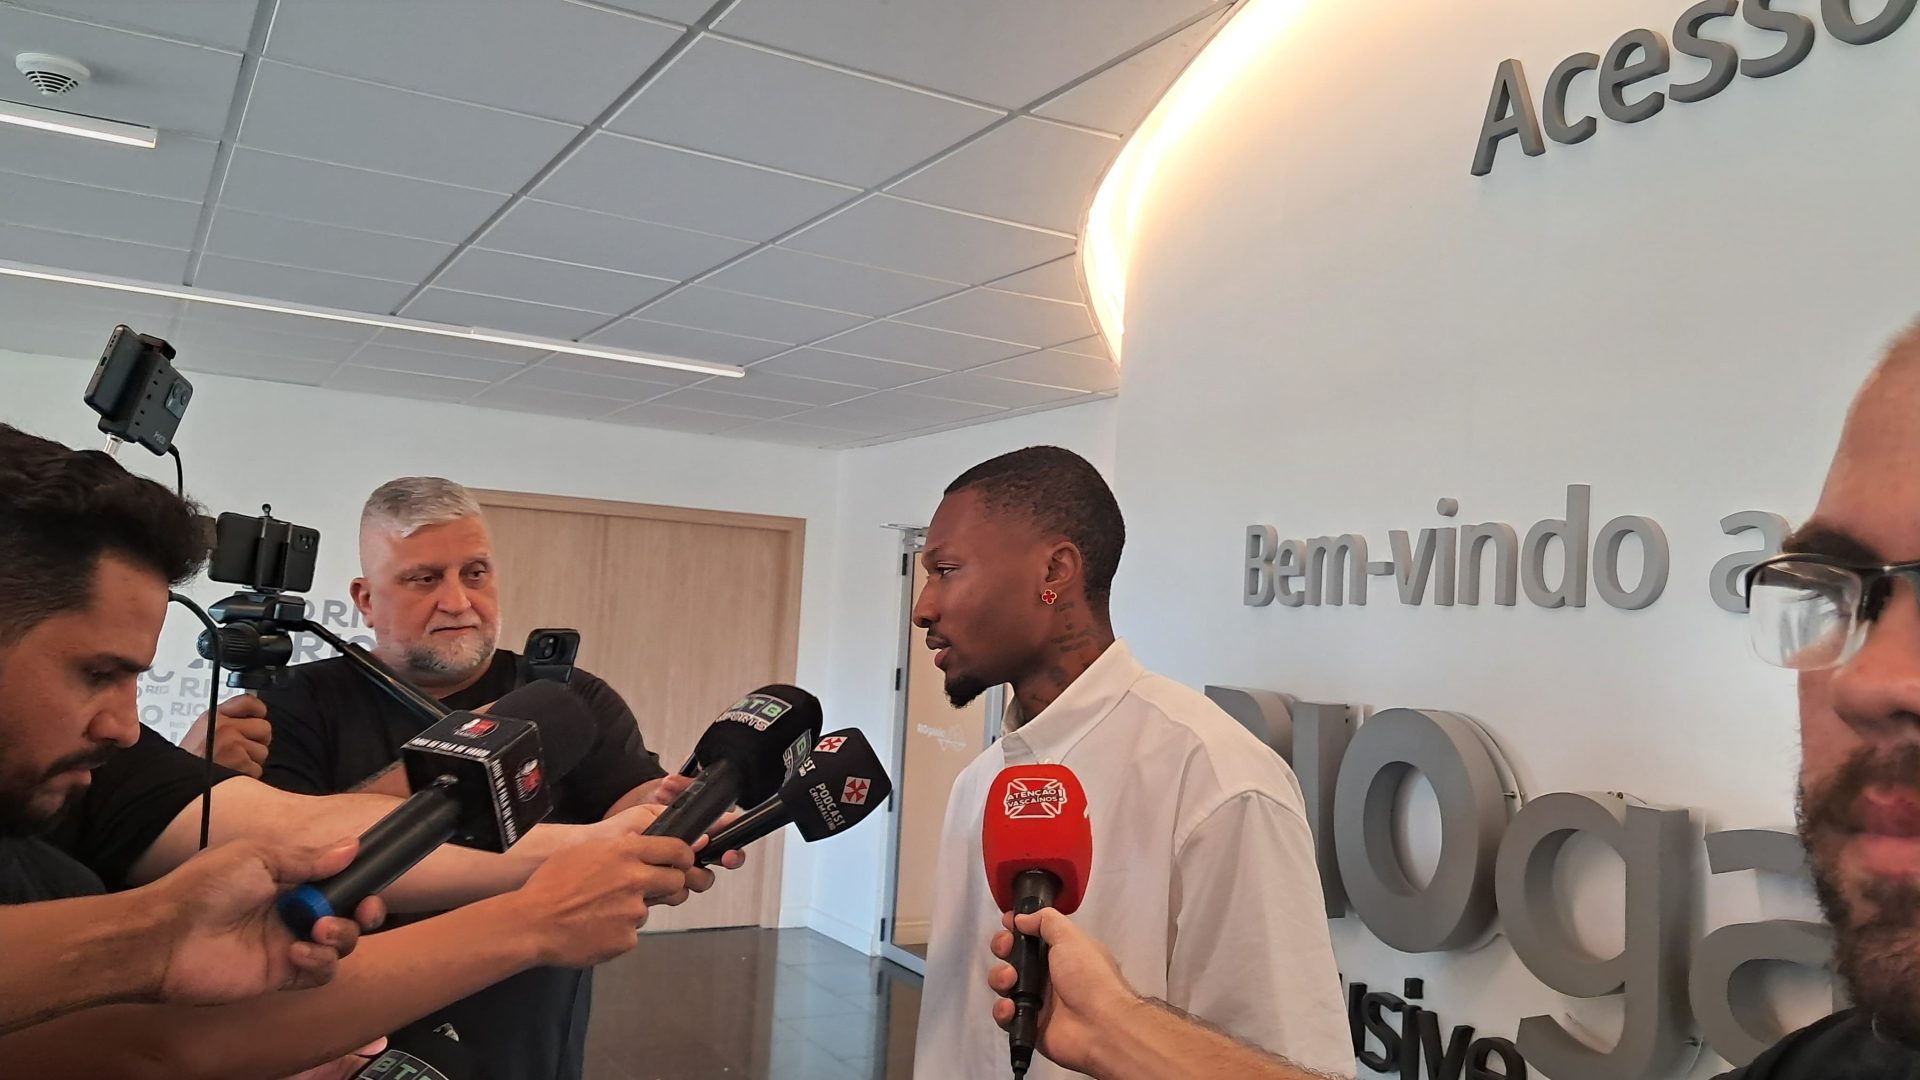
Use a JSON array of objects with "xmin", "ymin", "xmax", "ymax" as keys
[{"xmin": 473, "ymin": 489, "xmax": 805, "ymax": 931}]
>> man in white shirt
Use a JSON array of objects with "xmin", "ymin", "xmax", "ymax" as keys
[{"xmin": 910, "ymin": 446, "xmax": 1352, "ymax": 1080}]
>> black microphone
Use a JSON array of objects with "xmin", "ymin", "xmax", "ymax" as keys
[
  {"xmin": 278, "ymin": 681, "xmax": 599, "ymax": 939},
  {"xmin": 644, "ymin": 685, "xmax": 822, "ymax": 843},
  {"xmin": 696, "ymin": 729, "xmax": 893, "ymax": 865}
]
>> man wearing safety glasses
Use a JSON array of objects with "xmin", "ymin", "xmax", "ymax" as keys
[{"xmin": 1730, "ymin": 328, "xmax": 1920, "ymax": 1077}]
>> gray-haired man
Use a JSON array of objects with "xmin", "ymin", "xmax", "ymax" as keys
[{"xmin": 191, "ymin": 476, "xmax": 683, "ymax": 1080}]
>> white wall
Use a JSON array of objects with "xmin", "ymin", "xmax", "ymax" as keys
[
  {"xmin": 1105, "ymin": 1, "xmax": 1918, "ymax": 1074},
  {"xmin": 804, "ymin": 398, "xmax": 1117, "ymax": 949},
  {"xmin": 0, "ymin": 348, "xmax": 841, "ymax": 922}
]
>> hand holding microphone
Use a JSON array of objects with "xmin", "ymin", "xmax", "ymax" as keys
[
  {"xmin": 278, "ymin": 680, "xmax": 600, "ymax": 939},
  {"xmin": 697, "ymin": 728, "xmax": 894, "ymax": 866},
  {"xmin": 982, "ymin": 764, "xmax": 1093, "ymax": 1080},
  {"xmin": 643, "ymin": 685, "xmax": 822, "ymax": 843}
]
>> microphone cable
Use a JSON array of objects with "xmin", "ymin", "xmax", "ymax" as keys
[{"xmin": 167, "ymin": 591, "xmax": 222, "ymax": 851}]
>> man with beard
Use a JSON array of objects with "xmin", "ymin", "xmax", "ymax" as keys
[
  {"xmin": 197, "ymin": 476, "xmax": 684, "ymax": 1080},
  {"xmin": 1726, "ymin": 325, "xmax": 1920, "ymax": 1077},
  {"xmin": 0, "ymin": 423, "xmax": 710, "ymax": 1077},
  {"xmin": 910, "ymin": 447, "xmax": 1350, "ymax": 1080}
]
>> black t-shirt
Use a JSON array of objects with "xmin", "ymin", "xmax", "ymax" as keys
[
  {"xmin": 1719, "ymin": 1010, "xmax": 1920, "ymax": 1078},
  {"xmin": 257, "ymin": 649, "xmax": 666, "ymax": 1080},
  {"xmin": 37, "ymin": 724, "xmax": 242, "ymax": 890},
  {"xmin": 3, "ymin": 724, "xmax": 238, "ymax": 905}
]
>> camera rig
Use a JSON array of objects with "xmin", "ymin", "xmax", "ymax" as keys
[{"xmin": 197, "ymin": 506, "xmax": 447, "ymax": 727}]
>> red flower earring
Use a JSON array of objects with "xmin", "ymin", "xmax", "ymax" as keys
[{"xmin": 1040, "ymin": 589, "xmax": 1058, "ymax": 606}]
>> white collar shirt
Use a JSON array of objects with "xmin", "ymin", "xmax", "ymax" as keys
[{"xmin": 911, "ymin": 640, "xmax": 1353, "ymax": 1080}]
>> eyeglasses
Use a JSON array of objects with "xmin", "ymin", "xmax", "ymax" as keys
[{"xmin": 1742, "ymin": 553, "xmax": 1920, "ymax": 670}]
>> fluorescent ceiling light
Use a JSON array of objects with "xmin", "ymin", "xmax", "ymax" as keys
[
  {"xmin": 0, "ymin": 259, "xmax": 746, "ymax": 378},
  {"xmin": 0, "ymin": 98, "xmax": 156, "ymax": 148},
  {"xmin": 1081, "ymin": 0, "xmax": 1311, "ymax": 363}
]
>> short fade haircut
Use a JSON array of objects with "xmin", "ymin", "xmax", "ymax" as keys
[
  {"xmin": 945, "ymin": 446, "xmax": 1125, "ymax": 605},
  {"xmin": 0, "ymin": 424, "xmax": 209, "ymax": 645},
  {"xmin": 361, "ymin": 477, "xmax": 483, "ymax": 538}
]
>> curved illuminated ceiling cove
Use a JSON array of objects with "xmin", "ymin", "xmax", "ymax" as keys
[{"xmin": 1079, "ymin": 0, "xmax": 1311, "ymax": 364}]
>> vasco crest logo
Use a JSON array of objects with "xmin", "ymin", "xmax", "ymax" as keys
[
  {"xmin": 815, "ymin": 736, "xmax": 847, "ymax": 754},
  {"xmin": 841, "ymin": 777, "xmax": 872, "ymax": 806},
  {"xmin": 453, "ymin": 717, "xmax": 497, "ymax": 740},
  {"xmin": 1002, "ymin": 778, "xmax": 1067, "ymax": 819}
]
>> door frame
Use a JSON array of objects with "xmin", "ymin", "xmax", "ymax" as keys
[
  {"xmin": 878, "ymin": 528, "xmax": 1003, "ymax": 973},
  {"xmin": 471, "ymin": 487, "xmax": 806, "ymax": 929}
]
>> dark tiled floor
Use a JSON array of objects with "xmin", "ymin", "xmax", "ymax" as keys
[{"xmin": 586, "ymin": 927, "xmax": 922, "ymax": 1080}]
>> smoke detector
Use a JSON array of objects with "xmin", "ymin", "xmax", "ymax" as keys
[{"xmin": 15, "ymin": 53, "xmax": 90, "ymax": 97}]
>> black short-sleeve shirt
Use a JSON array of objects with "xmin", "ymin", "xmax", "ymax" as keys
[
  {"xmin": 256, "ymin": 649, "xmax": 666, "ymax": 1080},
  {"xmin": 1717, "ymin": 1010, "xmax": 1920, "ymax": 1078}
]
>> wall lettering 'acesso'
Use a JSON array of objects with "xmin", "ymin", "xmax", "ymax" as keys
[
  {"xmin": 1242, "ymin": 486, "xmax": 1784, "ymax": 613},
  {"xmin": 1471, "ymin": 0, "xmax": 1918, "ymax": 176}
]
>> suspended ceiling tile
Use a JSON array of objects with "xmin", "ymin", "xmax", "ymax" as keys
[
  {"xmin": 173, "ymin": 349, "xmax": 339, "ymax": 386},
  {"xmin": 437, "ymin": 249, "xmax": 676, "ymax": 314},
  {"xmin": 895, "ymin": 287, "xmax": 1094, "ymax": 349},
  {"xmin": 728, "ymin": 418, "xmax": 868, "ymax": 446},
  {"xmin": 635, "ymin": 286, "xmax": 865, "ymax": 345},
  {"xmin": 891, "ymin": 117, "xmax": 1118, "ymax": 232},
  {"xmin": 266, "ymin": 0, "xmax": 681, "ymax": 123},
  {"xmin": 539, "ymin": 352, "xmax": 709, "ymax": 387},
  {"xmin": 403, "ymin": 288, "xmax": 612, "ymax": 340},
  {"xmin": 469, "ymin": 382, "xmax": 616, "ymax": 419},
  {"xmin": 508, "ymin": 365, "xmax": 680, "ymax": 401},
  {"xmin": 719, "ymin": 370, "xmax": 869, "ymax": 406},
  {"xmin": 818, "ymin": 319, "xmax": 1025, "ymax": 370},
  {"xmin": 0, "ymin": 172, "xmax": 200, "ymax": 249},
  {"xmin": 0, "ymin": 221, "xmax": 188, "ymax": 283},
  {"xmin": 346, "ymin": 343, "xmax": 528, "ymax": 383},
  {"xmin": 241, "ymin": 61, "xmax": 580, "ymax": 191},
  {"xmin": 1035, "ymin": 13, "xmax": 1225, "ymax": 134},
  {"xmin": 167, "ymin": 317, "xmax": 374, "ymax": 363},
  {"xmin": 326, "ymin": 363, "xmax": 487, "ymax": 402},
  {"xmin": 0, "ymin": 131, "xmax": 218, "ymax": 202},
  {"xmin": 220, "ymin": 149, "xmax": 508, "ymax": 242},
  {"xmin": 798, "ymin": 389, "xmax": 1004, "ymax": 435},
  {"xmin": 0, "ymin": 318, "xmax": 106, "ymax": 359},
  {"xmin": 175, "ymin": 301, "xmax": 371, "ymax": 342},
  {"xmin": 648, "ymin": 386, "xmax": 806, "ymax": 420},
  {"xmin": 192, "ymin": 256, "xmax": 416, "ymax": 314},
  {"xmin": 714, "ymin": 0, "xmax": 1218, "ymax": 109},
  {"xmin": 482, "ymin": 200, "xmax": 751, "ymax": 281},
  {"xmin": 600, "ymin": 402, "xmax": 747, "ymax": 435},
  {"xmin": 1054, "ymin": 334, "xmax": 1110, "ymax": 360},
  {"xmin": 702, "ymin": 247, "xmax": 962, "ymax": 317},
  {"xmin": 609, "ymin": 37, "xmax": 1001, "ymax": 187},
  {"xmin": 988, "ymin": 255, "xmax": 1084, "ymax": 304},
  {"xmin": 205, "ymin": 208, "xmax": 456, "ymax": 282},
  {"xmin": 15, "ymin": 0, "xmax": 261, "ymax": 50},
  {"xmin": 533, "ymin": 133, "xmax": 858, "ymax": 243},
  {"xmin": 0, "ymin": 5, "xmax": 242, "ymax": 136},
  {"xmin": 0, "ymin": 274, "xmax": 182, "ymax": 325},
  {"xmin": 910, "ymin": 370, "xmax": 1085, "ymax": 409},
  {"xmin": 785, "ymin": 195, "xmax": 1073, "ymax": 283},
  {"xmin": 366, "ymin": 328, "xmax": 546, "ymax": 361},
  {"xmin": 587, "ymin": 318, "xmax": 790, "ymax": 365},
  {"xmin": 750, "ymin": 348, "xmax": 941, "ymax": 389},
  {"xmin": 978, "ymin": 346, "xmax": 1118, "ymax": 393},
  {"xmin": 589, "ymin": 0, "xmax": 713, "ymax": 25}
]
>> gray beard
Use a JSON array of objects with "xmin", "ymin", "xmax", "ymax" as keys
[{"xmin": 399, "ymin": 629, "xmax": 497, "ymax": 685}]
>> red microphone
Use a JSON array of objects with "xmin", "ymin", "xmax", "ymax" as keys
[{"xmin": 981, "ymin": 765, "xmax": 1092, "ymax": 1080}]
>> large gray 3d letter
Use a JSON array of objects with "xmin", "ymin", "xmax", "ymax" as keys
[
  {"xmin": 1689, "ymin": 829, "xmax": 1842, "ymax": 1067},
  {"xmin": 1471, "ymin": 60, "xmax": 1546, "ymax": 176},
  {"xmin": 1594, "ymin": 516, "xmax": 1670, "ymax": 610},
  {"xmin": 1246, "ymin": 525, "xmax": 1279, "ymax": 607},
  {"xmin": 1710, "ymin": 511, "xmax": 1789, "ymax": 613},
  {"xmin": 1523, "ymin": 484, "xmax": 1592, "ymax": 609},
  {"xmin": 1334, "ymin": 709, "xmax": 1510, "ymax": 950},
  {"xmin": 1824, "ymin": 0, "xmax": 1918, "ymax": 44},
  {"xmin": 1496, "ymin": 792, "xmax": 1695, "ymax": 1080}
]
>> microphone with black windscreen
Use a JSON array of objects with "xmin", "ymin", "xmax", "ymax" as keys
[
  {"xmin": 695, "ymin": 729, "xmax": 893, "ymax": 866},
  {"xmin": 643, "ymin": 685, "xmax": 822, "ymax": 843},
  {"xmin": 277, "ymin": 680, "xmax": 599, "ymax": 939},
  {"xmin": 981, "ymin": 764, "xmax": 1093, "ymax": 1080}
]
